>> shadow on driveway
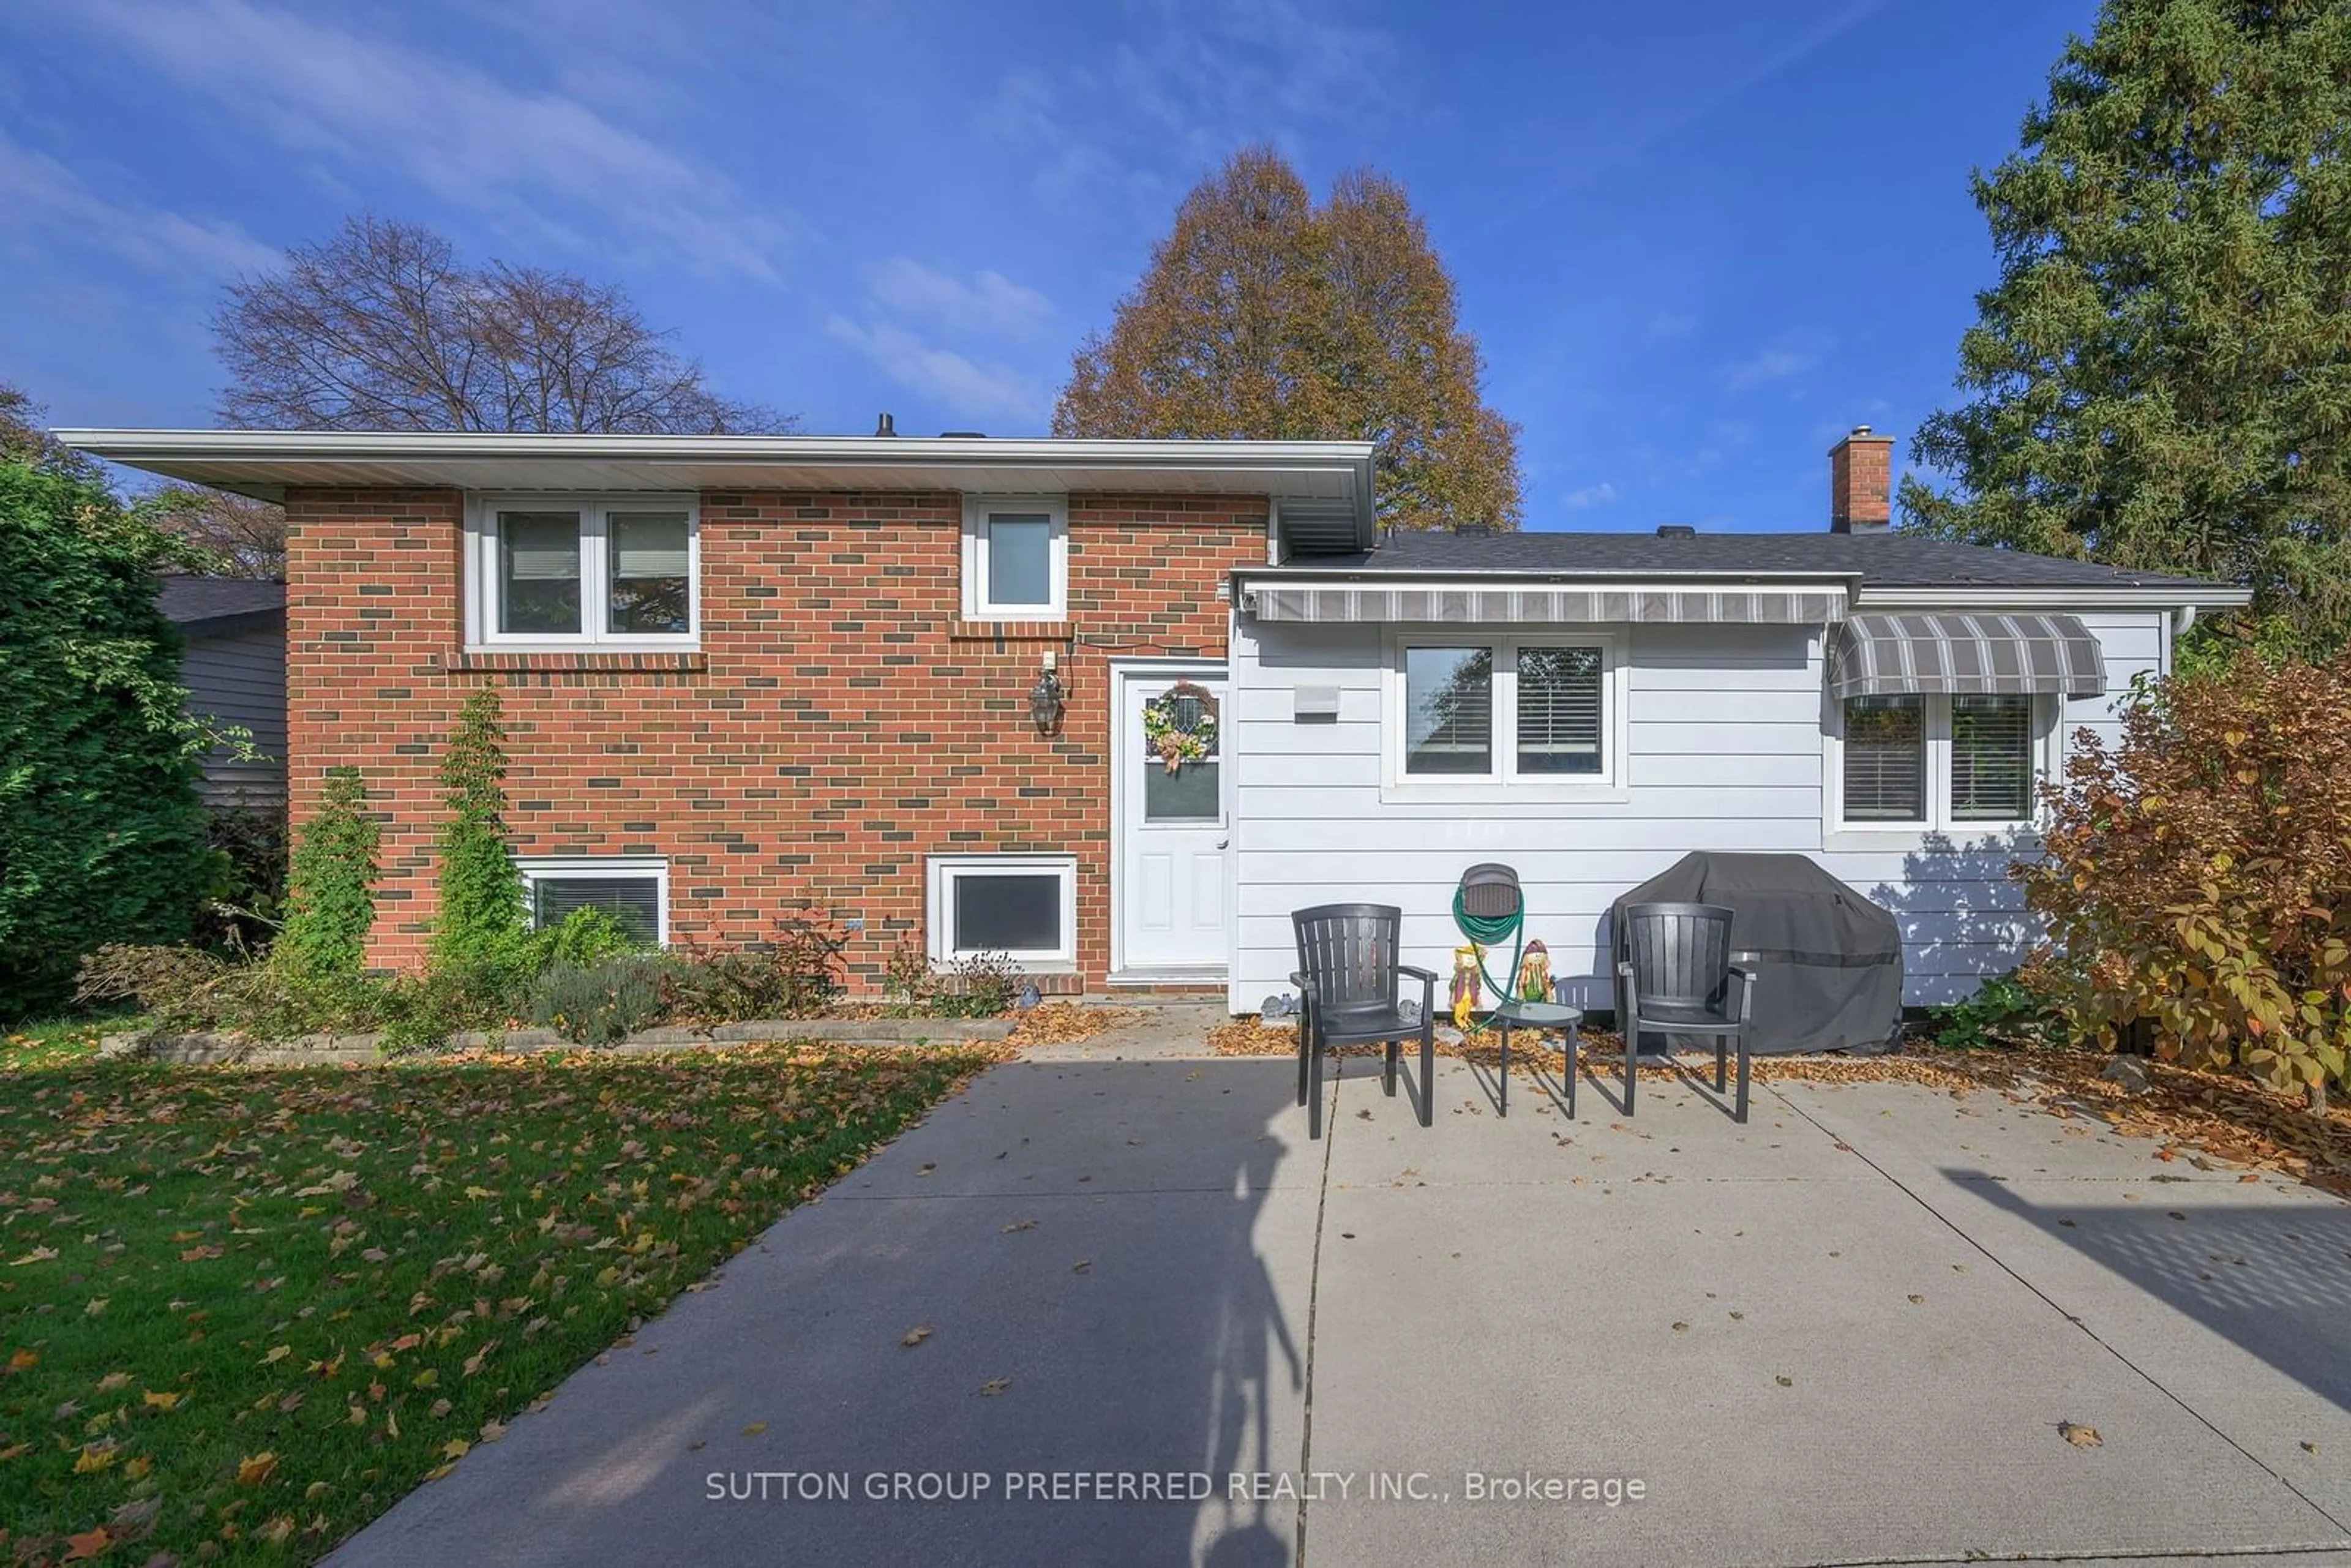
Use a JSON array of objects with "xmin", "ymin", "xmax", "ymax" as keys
[
  {"xmin": 330, "ymin": 1059, "xmax": 1316, "ymax": 1567},
  {"xmin": 1955, "ymin": 1168, "xmax": 2351, "ymax": 1413}
]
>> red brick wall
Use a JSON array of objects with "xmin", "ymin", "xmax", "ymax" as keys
[
  {"xmin": 282, "ymin": 487, "xmax": 1265, "ymax": 988},
  {"xmin": 1829, "ymin": 432, "xmax": 1895, "ymax": 531}
]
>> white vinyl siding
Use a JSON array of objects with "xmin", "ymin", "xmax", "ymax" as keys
[{"xmin": 1231, "ymin": 609, "xmax": 2170, "ymax": 1011}]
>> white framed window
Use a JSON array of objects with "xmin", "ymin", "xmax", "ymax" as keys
[
  {"xmin": 516, "ymin": 857, "xmax": 669, "ymax": 945},
  {"xmin": 1828, "ymin": 693, "xmax": 2054, "ymax": 833},
  {"xmin": 1381, "ymin": 630, "xmax": 1629, "ymax": 799},
  {"xmin": 960, "ymin": 496, "xmax": 1067, "ymax": 620},
  {"xmin": 465, "ymin": 494, "xmax": 699, "ymax": 650},
  {"xmin": 926, "ymin": 854, "xmax": 1077, "ymax": 968}
]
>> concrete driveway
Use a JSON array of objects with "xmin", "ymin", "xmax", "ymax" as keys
[{"xmin": 331, "ymin": 1049, "xmax": 2351, "ymax": 1567}]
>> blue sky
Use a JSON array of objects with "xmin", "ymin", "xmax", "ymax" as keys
[{"xmin": 0, "ymin": 0, "xmax": 2096, "ymax": 533}]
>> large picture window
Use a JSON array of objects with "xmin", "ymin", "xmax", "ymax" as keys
[
  {"xmin": 1388, "ymin": 633, "xmax": 1624, "ymax": 796},
  {"xmin": 468, "ymin": 495, "xmax": 699, "ymax": 650},
  {"xmin": 1834, "ymin": 693, "xmax": 2047, "ymax": 830}
]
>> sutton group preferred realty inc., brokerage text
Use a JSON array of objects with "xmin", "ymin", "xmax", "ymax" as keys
[{"xmin": 705, "ymin": 1470, "xmax": 1650, "ymax": 1506}]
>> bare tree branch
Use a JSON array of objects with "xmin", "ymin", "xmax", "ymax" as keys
[{"xmin": 214, "ymin": 215, "xmax": 793, "ymax": 434}]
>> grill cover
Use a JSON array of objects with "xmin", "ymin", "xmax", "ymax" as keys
[{"xmin": 1611, "ymin": 852, "xmax": 1902, "ymax": 1055}]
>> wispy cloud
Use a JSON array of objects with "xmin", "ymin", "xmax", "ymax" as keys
[
  {"xmin": 1722, "ymin": 339, "xmax": 1827, "ymax": 392},
  {"xmin": 1561, "ymin": 481, "xmax": 1618, "ymax": 510},
  {"xmin": 824, "ymin": 318, "xmax": 1045, "ymax": 428},
  {"xmin": 0, "ymin": 127, "xmax": 277, "ymax": 280},
  {"xmin": 978, "ymin": 0, "xmax": 1408, "ymax": 220},
  {"xmin": 51, "ymin": 0, "xmax": 795, "ymax": 282},
  {"xmin": 865, "ymin": 259, "xmax": 1054, "ymax": 339}
]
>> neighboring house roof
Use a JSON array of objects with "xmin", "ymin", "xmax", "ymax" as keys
[
  {"xmin": 1243, "ymin": 527, "xmax": 2248, "ymax": 608},
  {"xmin": 156, "ymin": 574, "xmax": 287, "ymax": 637},
  {"xmin": 56, "ymin": 429, "xmax": 1384, "ymax": 552}
]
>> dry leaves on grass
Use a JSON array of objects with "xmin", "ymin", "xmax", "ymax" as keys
[{"xmin": 1005, "ymin": 1003, "xmax": 1146, "ymax": 1046}]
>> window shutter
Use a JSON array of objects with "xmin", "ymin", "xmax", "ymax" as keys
[
  {"xmin": 1951, "ymin": 695, "xmax": 2034, "ymax": 820},
  {"xmin": 1516, "ymin": 647, "xmax": 1603, "ymax": 774},
  {"xmin": 1842, "ymin": 696, "xmax": 1925, "ymax": 820}
]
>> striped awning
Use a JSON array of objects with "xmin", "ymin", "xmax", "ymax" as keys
[
  {"xmin": 1247, "ymin": 585, "xmax": 1847, "ymax": 625},
  {"xmin": 1828, "ymin": 613, "xmax": 2107, "ymax": 698}
]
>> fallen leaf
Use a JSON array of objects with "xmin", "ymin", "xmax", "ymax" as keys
[
  {"xmin": 61, "ymin": 1527, "xmax": 111, "ymax": 1561},
  {"xmin": 236, "ymin": 1450, "xmax": 279, "ymax": 1486},
  {"xmin": 96, "ymin": 1371, "xmax": 130, "ymax": 1392},
  {"xmin": 2060, "ymin": 1421, "xmax": 2102, "ymax": 1448},
  {"xmin": 1671, "ymin": 1322, "xmax": 1689, "ymax": 1333},
  {"xmin": 1071, "ymin": 1260, "xmax": 1092, "ymax": 1275},
  {"xmin": 6, "ymin": 1348, "xmax": 35, "ymax": 1372},
  {"xmin": 142, "ymin": 1390, "xmax": 182, "ymax": 1411},
  {"xmin": 1774, "ymin": 1375, "xmax": 1793, "ymax": 1387},
  {"xmin": 479, "ymin": 1419, "xmax": 507, "ymax": 1443},
  {"xmin": 73, "ymin": 1442, "xmax": 118, "ymax": 1474},
  {"xmin": 1001, "ymin": 1220, "xmax": 1036, "ymax": 1234},
  {"xmin": 741, "ymin": 1422, "xmax": 768, "ymax": 1436},
  {"xmin": 2303, "ymin": 1441, "xmax": 2320, "ymax": 1455},
  {"xmin": 901, "ymin": 1326, "xmax": 932, "ymax": 1348},
  {"xmin": 8, "ymin": 1246, "xmax": 58, "ymax": 1266},
  {"xmin": 1907, "ymin": 1294, "xmax": 1926, "ymax": 1305},
  {"xmin": 442, "ymin": 1438, "xmax": 470, "ymax": 1460},
  {"xmin": 260, "ymin": 1345, "xmax": 291, "ymax": 1365},
  {"xmin": 979, "ymin": 1378, "xmax": 1011, "ymax": 1397}
]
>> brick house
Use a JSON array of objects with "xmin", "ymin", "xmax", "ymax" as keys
[
  {"xmin": 68, "ymin": 430, "xmax": 1376, "ymax": 994},
  {"xmin": 69, "ymin": 425, "xmax": 2244, "ymax": 1015}
]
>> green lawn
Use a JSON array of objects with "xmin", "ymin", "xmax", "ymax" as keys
[{"xmin": 0, "ymin": 1041, "xmax": 1003, "ymax": 1564}]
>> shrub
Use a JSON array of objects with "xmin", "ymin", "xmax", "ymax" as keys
[
  {"xmin": 527, "ymin": 955, "xmax": 672, "ymax": 1046},
  {"xmin": 2020, "ymin": 651, "xmax": 2351, "ymax": 1095},
  {"xmin": 1922, "ymin": 972, "xmax": 2059, "ymax": 1051},
  {"xmin": 430, "ymin": 689, "xmax": 527, "ymax": 974},
  {"xmin": 664, "ymin": 906, "xmax": 849, "ymax": 1022},
  {"xmin": 196, "ymin": 802, "xmax": 290, "ymax": 955},
  {"xmin": 274, "ymin": 767, "xmax": 377, "ymax": 979},
  {"xmin": 0, "ymin": 460, "xmax": 214, "ymax": 1019},
  {"xmin": 881, "ymin": 935, "xmax": 931, "ymax": 1013},
  {"xmin": 523, "ymin": 906, "xmax": 645, "ymax": 969},
  {"xmin": 72, "ymin": 942, "xmax": 383, "ymax": 1037},
  {"xmin": 931, "ymin": 951, "xmax": 1024, "ymax": 1018}
]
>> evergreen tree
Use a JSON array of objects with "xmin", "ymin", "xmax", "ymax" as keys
[
  {"xmin": 1905, "ymin": 1, "xmax": 2351, "ymax": 651},
  {"xmin": 0, "ymin": 458, "xmax": 210, "ymax": 1019}
]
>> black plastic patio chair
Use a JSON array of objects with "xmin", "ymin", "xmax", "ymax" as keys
[
  {"xmin": 1614, "ymin": 901, "xmax": 1754, "ymax": 1122},
  {"xmin": 1291, "ymin": 904, "xmax": 1437, "ymax": 1140}
]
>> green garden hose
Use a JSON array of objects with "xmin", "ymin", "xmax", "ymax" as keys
[{"xmin": 1451, "ymin": 887, "xmax": 1526, "ymax": 1008}]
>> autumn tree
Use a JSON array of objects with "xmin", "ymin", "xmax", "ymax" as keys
[
  {"xmin": 1903, "ymin": 0, "xmax": 2351, "ymax": 653},
  {"xmin": 139, "ymin": 485, "xmax": 287, "ymax": 579},
  {"xmin": 214, "ymin": 214, "xmax": 793, "ymax": 435},
  {"xmin": 1055, "ymin": 149, "xmax": 1521, "ymax": 531}
]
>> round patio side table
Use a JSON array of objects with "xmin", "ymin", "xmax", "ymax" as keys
[{"xmin": 1490, "ymin": 998, "xmax": 1582, "ymax": 1118}]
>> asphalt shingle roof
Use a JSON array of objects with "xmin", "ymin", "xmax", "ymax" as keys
[
  {"xmin": 1275, "ymin": 528, "xmax": 2227, "ymax": 592},
  {"xmin": 154, "ymin": 575, "xmax": 285, "ymax": 630}
]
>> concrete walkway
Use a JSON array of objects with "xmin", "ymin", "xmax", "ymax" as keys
[{"xmin": 331, "ymin": 1051, "xmax": 2351, "ymax": 1567}]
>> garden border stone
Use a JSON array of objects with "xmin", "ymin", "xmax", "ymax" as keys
[{"xmin": 100, "ymin": 1015, "xmax": 1017, "ymax": 1065}]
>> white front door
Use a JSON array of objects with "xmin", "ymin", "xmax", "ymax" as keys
[{"xmin": 1116, "ymin": 666, "xmax": 1229, "ymax": 975}]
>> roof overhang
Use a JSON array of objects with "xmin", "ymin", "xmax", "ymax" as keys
[
  {"xmin": 1234, "ymin": 566, "xmax": 2253, "ymax": 613},
  {"xmin": 57, "ymin": 429, "xmax": 1381, "ymax": 547},
  {"xmin": 1233, "ymin": 570, "xmax": 1859, "ymax": 626}
]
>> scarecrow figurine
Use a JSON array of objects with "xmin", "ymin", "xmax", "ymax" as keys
[
  {"xmin": 1450, "ymin": 943, "xmax": 1484, "ymax": 1031},
  {"xmin": 1513, "ymin": 938, "xmax": 1552, "ymax": 1005}
]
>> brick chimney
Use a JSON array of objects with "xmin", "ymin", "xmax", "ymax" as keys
[{"xmin": 1829, "ymin": 426, "xmax": 1895, "ymax": 533}]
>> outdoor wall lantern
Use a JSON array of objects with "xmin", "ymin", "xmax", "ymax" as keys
[{"xmin": 1029, "ymin": 650, "xmax": 1065, "ymax": 735}]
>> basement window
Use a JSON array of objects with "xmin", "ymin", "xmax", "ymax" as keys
[
  {"xmin": 926, "ymin": 855, "xmax": 1076, "ymax": 968},
  {"xmin": 516, "ymin": 857, "xmax": 668, "ymax": 945}
]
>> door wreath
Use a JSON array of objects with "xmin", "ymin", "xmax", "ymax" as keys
[{"xmin": 1143, "ymin": 682, "xmax": 1219, "ymax": 774}]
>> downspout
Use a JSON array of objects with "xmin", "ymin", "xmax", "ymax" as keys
[{"xmin": 2173, "ymin": 603, "xmax": 2197, "ymax": 639}]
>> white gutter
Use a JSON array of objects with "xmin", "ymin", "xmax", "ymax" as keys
[
  {"xmin": 53, "ymin": 427, "xmax": 1377, "ymax": 471},
  {"xmin": 1862, "ymin": 585, "xmax": 2252, "ymax": 611}
]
